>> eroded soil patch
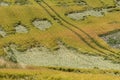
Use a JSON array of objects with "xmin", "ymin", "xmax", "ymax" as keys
[
  {"xmin": 15, "ymin": 24, "xmax": 28, "ymax": 33},
  {"xmin": 100, "ymin": 30, "xmax": 120, "ymax": 49},
  {"xmin": 116, "ymin": 0, "xmax": 120, "ymax": 6},
  {"xmin": 32, "ymin": 19, "xmax": 52, "ymax": 31},
  {"xmin": 66, "ymin": 1, "xmax": 120, "ymax": 21},
  {"xmin": 4, "ymin": 44, "xmax": 120, "ymax": 70},
  {"xmin": 0, "ymin": 26, "xmax": 6, "ymax": 37},
  {"xmin": 0, "ymin": 1, "xmax": 10, "ymax": 6},
  {"xmin": 67, "ymin": 9, "xmax": 105, "ymax": 20}
]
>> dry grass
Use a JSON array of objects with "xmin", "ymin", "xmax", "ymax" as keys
[
  {"xmin": 0, "ymin": 0, "xmax": 120, "ymax": 62},
  {"xmin": 0, "ymin": 68, "xmax": 119, "ymax": 80},
  {"xmin": 0, "ymin": 0, "xmax": 120, "ymax": 79}
]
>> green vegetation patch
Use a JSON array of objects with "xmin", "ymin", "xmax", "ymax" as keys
[{"xmin": 15, "ymin": 0, "xmax": 29, "ymax": 5}]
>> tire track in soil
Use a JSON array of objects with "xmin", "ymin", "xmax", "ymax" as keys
[
  {"xmin": 39, "ymin": 2, "xmax": 109, "ymax": 55},
  {"xmin": 35, "ymin": 1, "xmax": 120, "ymax": 62},
  {"xmin": 42, "ymin": 0, "xmax": 117, "ymax": 54}
]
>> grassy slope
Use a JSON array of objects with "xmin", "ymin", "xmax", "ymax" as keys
[
  {"xmin": 38, "ymin": 0, "xmax": 120, "ymax": 62},
  {"xmin": 1, "ymin": 0, "xmax": 120, "ymax": 62},
  {"xmin": 0, "ymin": 0, "xmax": 119, "ymax": 62},
  {"xmin": 0, "ymin": 0, "xmax": 97, "ymax": 55},
  {"xmin": 0, "ymin": 68, "xmax": 120, "ymax": 80},
  {"xmin": 0, "ymin": 0, "xmax": 119, "ymax": 64},
  {"xmin": 0, "ymin": 0, "xmax": 120, "ymax": 79}
]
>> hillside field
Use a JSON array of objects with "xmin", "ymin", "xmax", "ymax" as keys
[{"xmin": 0, "ymin": 0, "xmax": 120, "ymax": 80}]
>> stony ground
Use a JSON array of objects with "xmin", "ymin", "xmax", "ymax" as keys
[{"xmin": 101, "ymin": 31, "xmax": 120, "ymax": 49}]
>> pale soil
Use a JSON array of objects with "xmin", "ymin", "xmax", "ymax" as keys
[
  {"xmin": 101, "ymin": 31, "xmax": 120, "ymax": 49},
  {"xmin": 0, "ymin": 27, "xmax": 6, "ymax": 37},
  {"xmin": 0, "ymin": 2, "xmax": 9, "ymax": 6},
  {"xmin": 117, "ymin": 0, "xmax": 120, "ymax": 6},
  {"xmin": 32, "ymin": 19, "xmax": 52, "ymax": 31},
  {"xmin": 4, "ymin": 44, "xmax": 120, "ymax": 70},
  {"xmin": 67, "ymin": 9, "xmax": 107, "ymax": 20},
  {"xmin": 67, "ymin": 0, "xmax": 120, "ymax": 21},
  {"xmin": 15, "ymin": 25, "xmax": 28, "ymax": 33}
]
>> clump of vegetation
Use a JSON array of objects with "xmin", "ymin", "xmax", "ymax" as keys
[
  {"xmin": 35, "ymin": 0, "xmax": 42, "ymax": 2},
  {"xmin": 0, "ymin": 72, "xmax": 34, "ymax": 80},
  {"xmin": 108, "ymin": 38, "xmax": 120, "ymax": 45},
  {"xmin": 48, "ymin": 66, "xmax": 120, "ymax": 75},
  {"xmin": 73, "ymin": 0, "xmax": 87, "ymax": 5},
  {"xmin": 15, "ymin": 0, "xmax": 29, "ymax": 5}
]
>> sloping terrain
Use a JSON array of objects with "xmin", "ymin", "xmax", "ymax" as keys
[
  {"xmin": 0, "ymin": 0, "xmax": 120, "ymax": 80},
  {"xmin": 0, "ymin": 68, "xmax": 120, "ymax": 80}
]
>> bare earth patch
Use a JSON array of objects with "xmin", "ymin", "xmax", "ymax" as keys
[
  {"xmin": 0, "ymin": 2, "xmax": 9, "ymax": 6},
  {"xmin": 67, "ymin": 0, "xmax": 120, "ymax": 21},
  {"xmin": 116, "ymin": 0, "xmax": 120, "ymax": 6},
  {"xmin": 67, "ymin": 9, "xmax": 106, "ymax": 20},
  {"xmin": 32, "ymin": 19, "xmax": 52, "ymax": 31},
  {"xmin": 67, "ymin": 3, "xmax": 120, "ymax": 21},
  {"xmin": 15, "ymin": 25, "xmax": 28, "ymax": 33},
  {"xmin": 4, "ymin": 44, "xmax": 120, "ymax": 70},
  {"xmin": 0, "ymin": 26, "xmax": 6, "ymax": 37}
]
